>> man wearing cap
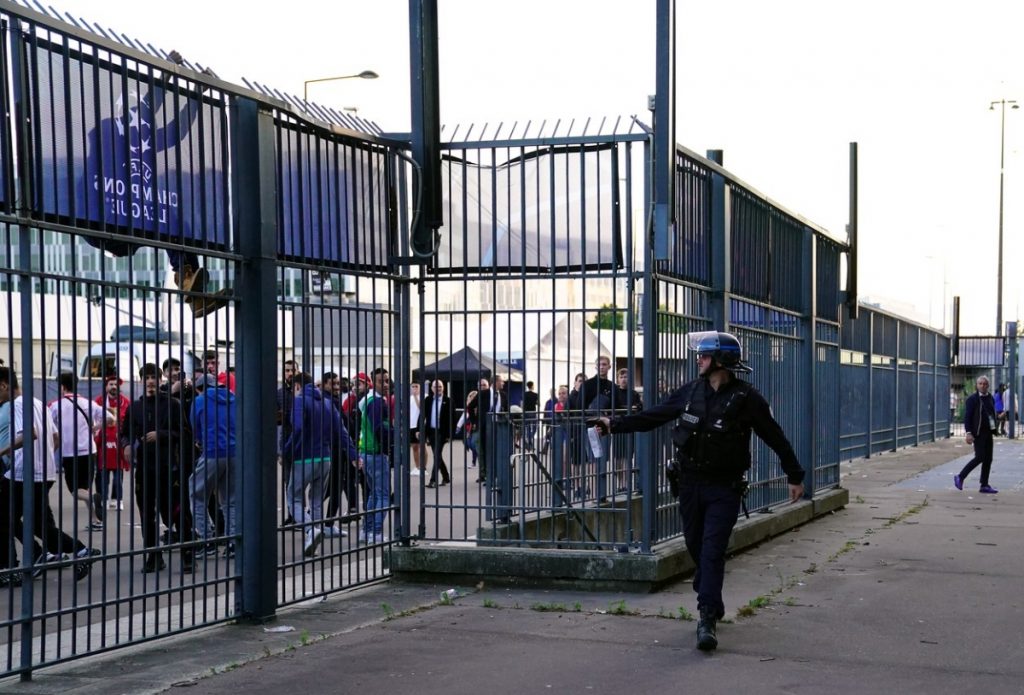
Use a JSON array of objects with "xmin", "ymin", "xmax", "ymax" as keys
[
  {"xmin": 121, "ymin": 363, "xmax": 194, "ymax": 573},
  {"xmin": 189, "ymin": 373, "xmax": 238, "ymax": 558},
  {"xmin": 95, "ymin": 375, "xmax": 131, "ymax": 510},
  {"xmin": 593, "ymin": 331, "xmax": 804, "ymax": 652}
]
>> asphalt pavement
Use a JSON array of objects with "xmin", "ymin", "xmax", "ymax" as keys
[{"xmin": 4, "ymin": 435, "xmax": 1023, "ymax": 695}]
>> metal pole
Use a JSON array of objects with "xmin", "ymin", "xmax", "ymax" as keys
[
  {"xmin": 11, "ymin": 20, "xmax": 36, "ymax": 679},
  {"xmin": 1008, "ymin": 322, "xmax": 1018, "ymax": 439},
  {"xmin": 996, "ymin": 100, "xmax": 1006, "ymax": 339},
  {"xmin": 847, "ymin": 143, "xmax": 859, "ymax": 320},
  {"xmin": 231, "ymin": 97, "xmax": 279, "ymax": 622}
]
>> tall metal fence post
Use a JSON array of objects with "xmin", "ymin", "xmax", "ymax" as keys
[
  {"xmin": 707, "ymin": 159, "xmax": 729, "ymax": 331},
  {"xmin": 801, "ymin": 226, "xmax": 816, "ymax": 494},
  {"xmin": 1008, "ymin": 321, "xmax": 1018, "ymax": 439},
  {"xmin": 11, "ymin": 19, "xmax": 38, "ymax": 678},
  {"xmin": 231, "ymin": 96, "xmax": 279, "ymax": 622},
  {"xmin": 867, "ymin": 311, "xmax": 874, "ymax": 457}
]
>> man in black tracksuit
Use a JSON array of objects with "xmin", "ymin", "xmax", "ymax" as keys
[
  {"xmin": 594, "ymin": 331, "xmax": 804, "ymax": 652},
  {"xmin": 121, "ymin": 363, "xmax": 194, "ymax": 573}
]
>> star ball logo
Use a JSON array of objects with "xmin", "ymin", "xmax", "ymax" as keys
[
  {"xmin": 95, "ymin": 89, "xmax": 179, "ymax": 227},
  {"xmin": 114, "ymin": 89, "xmax": 154, "ymax": 185}
]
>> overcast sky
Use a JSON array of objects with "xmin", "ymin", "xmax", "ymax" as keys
[{"xmin": 43, "ymin": 0, "xmax": 1024, "ymax": 333}]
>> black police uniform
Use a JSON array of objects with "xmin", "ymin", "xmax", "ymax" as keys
[{"xmin": 609, "ymin": 374, "xmax": 804, "ymax": 620}]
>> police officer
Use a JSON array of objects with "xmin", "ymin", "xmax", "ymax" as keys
[{"xmin": 593, "ymin": 331, "xmax": 804, "ymax": 651}]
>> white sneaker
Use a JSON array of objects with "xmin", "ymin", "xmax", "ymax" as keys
[
  {"xmin": 373, "ymin": 533, "xmax": 388, "ymax": 544},
  {"xmin": 358, "ymin": 529, "xmax": 373, "ymax": 544},
  {"xmin": 410, "ymin": 468, "xmax": 421, "ymax": 477},
  {"xmin": 303, "ymin": 529, "xmax": 324, "ymax": 557},
  {"xmin": 106, "ymin": 500, "xmax": 118, "ymax": 510},
  {"xmin": 118, "ymin": 502, "xmax": 124, "ymax": 510},
  {"xmin": 323, "ymin": 525, "xmax": 348, "ymax": 538}
]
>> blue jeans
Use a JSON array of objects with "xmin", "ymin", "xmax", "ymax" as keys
[
  {"xmin": 289, "ymin": 458, "xmax": 331, "ymax": 527},
  {"xmin": 362, "ymin": 454, "xmax": 390, "ymax": 536},
  {"xmin": 189, "ymin": 455, "xmax": 238, "ymax": 540},
  {"xmin": 678, "ymin": 481, "xmax": 742, "ymax": 619},
  {"xmin": 98, "ymin": 469, "xmax": 124, "ymax": 503}
]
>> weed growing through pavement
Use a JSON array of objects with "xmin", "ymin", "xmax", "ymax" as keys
[
  {"xmin": 531, "ymin": 602, "xmax": 568, "ymax": 612},
  {"xmin": 607, "ymin": 600, "xmax": 640, "ymax": 616},
  {"xmin": 483, "ymin": 598, "xmax": 500, "ymax": 609},
  {"xmin": 828, "ymin": 540, "xmax": 859, "ymax": 562}
]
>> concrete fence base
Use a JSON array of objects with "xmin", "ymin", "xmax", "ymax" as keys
[{"xmin": 391, "ymin": 487, "xmax": 849, "ymax": 592}]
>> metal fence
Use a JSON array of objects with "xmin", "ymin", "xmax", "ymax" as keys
[
  {"xmin": 838, "ymin": 306, "xmax": 951, "ymax": 460},
  {"xmin": 0, "ymin": 0, "xmax": 959, "ymax": 681},
  {"xmin": 0, "ymin": 2, "xmax": 403, "ymax": 678},
  {"xmin": 412, "ymin": 132, "xmax": 851, "ymax": 551}
]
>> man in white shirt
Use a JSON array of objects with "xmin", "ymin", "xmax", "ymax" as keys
[
  {"xmin": 0, "ymin": 368, "xmax": 98, "ymax": 582},
  {"xmin": 49, "ymin": 372, "xmax": 110, "ymax": 530}
]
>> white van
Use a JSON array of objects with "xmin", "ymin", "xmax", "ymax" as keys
[{"xmin": 79, "ymin": 340, "xmax": 200, "ymax": 384}]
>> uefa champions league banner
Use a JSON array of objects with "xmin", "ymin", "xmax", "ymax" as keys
[
  {"xmin": 277, "ymin": 123, "xmax": 391, "ymax": 268},
  {"xmin": 31, "ymin": 43, "xmax": 229, "ymax": 248}
]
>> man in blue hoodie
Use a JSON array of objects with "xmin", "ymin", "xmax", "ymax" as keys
[
  {"xmin": 189, "ymin": 374, "xmax": 237, "ymax": 558},
  {"xmin": 284, "ymin": 372, "xmax": 359, "ymax": 557}
]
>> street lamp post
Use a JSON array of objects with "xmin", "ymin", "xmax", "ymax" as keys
[
  {"xmin": 303, "ymin": 70, "xmax": 379, "ymax": 102},
  {"xmin": 992, "ymin": 98, "xmax": 1018, "ymax": 390},
  {"xmin": 991, "ymin": 99, "xmax": 1018, "ymax": 339}
]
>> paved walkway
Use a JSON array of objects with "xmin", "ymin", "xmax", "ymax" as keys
[{"xmin": 4, "ymin": 436, "xmax": 1023, "ymax": 694}]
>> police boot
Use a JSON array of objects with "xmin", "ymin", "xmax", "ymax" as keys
[{"xmin": 696, "ymin": 606, "xmax": 718, "ymax": 651}]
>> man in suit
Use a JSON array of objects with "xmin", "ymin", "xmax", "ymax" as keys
[
  {"xmin": 522, "ymin": 381, "xmax": 540, "ymax": 451},
  {"xmin": 422, "ymin": 380, "xmax": 453, "ymax": 488},
  {"xmin": 473, "ymin": 375, "xmax": 509, "ymax": 485}
]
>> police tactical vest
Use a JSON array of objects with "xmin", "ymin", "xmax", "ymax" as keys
[{"xmin": 674, "ymin": 379, "xmax": 752, "ymax": 479}]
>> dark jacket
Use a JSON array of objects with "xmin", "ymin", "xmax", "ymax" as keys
[
  {"xmin": 422, "ymin": 393, "xmax": 454, "ymax": 443},
  {"xmin": 120, "ymin": 392, "xmax": 185, "ymax": 469},
  {"xmin": 277, "ymin": 382, "xmax": 295, "ymax": 452},
  {"xmin": 964, "ymin": 391, "xmax": 997, "ymax": 438},
  {"xmin": 610, "ymin": 376, "xmax": 804, "ymax": 485},
  {"xmin": 579, "ymin": 376, "xmax": 616, "ymax": 414},
  {"xmin": 284, "ymin": 384, "xmax": 358, "ymax": 462}
]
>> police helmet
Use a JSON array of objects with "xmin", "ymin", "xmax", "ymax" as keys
[{"xmin": 686, "ymin": 331, "xmax": 752, "ymax": 373}]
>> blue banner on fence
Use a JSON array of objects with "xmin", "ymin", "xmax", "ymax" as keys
[
  {"xmin": 32, "ymin": 43, "xmax": 228, "ymax": 249},
  {"xmin": 277, "ymin": 124, "xmax": 390, "ymax": 268}
]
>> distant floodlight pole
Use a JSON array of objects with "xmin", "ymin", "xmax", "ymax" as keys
[
  {"xmin": 991, "ymin": 98, "xmax": 1018, "ymax": 341},
  {"xmin": 303, "ymin": 70, "xmax": 379, "ymax": 102}
]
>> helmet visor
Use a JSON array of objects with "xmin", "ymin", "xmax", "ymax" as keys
[{"xmin": 686, "ymin": 331, "xmax": 721, "ymax": 353}]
